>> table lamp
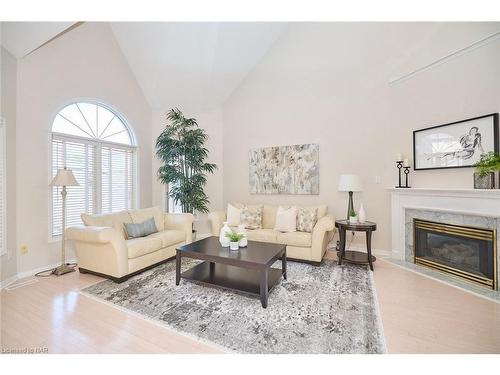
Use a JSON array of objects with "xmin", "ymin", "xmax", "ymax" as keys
[
  {"xmin": 50, "ymin": 167, "xmax": 79, "ymax": 276},
  {"xmin": 338, "ymin": 174, "xmax": 363, "ymax": 220}
]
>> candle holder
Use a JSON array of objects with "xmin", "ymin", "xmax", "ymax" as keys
[
  {"xmin": 403, "ymin": 166, "xmax": 411, "ymax": 188},
  {"xmin": 395, "ymin": 161, "xmax": 403, "ymax": 188}
]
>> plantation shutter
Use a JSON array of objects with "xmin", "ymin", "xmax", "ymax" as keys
[
  {"xmin": 51, "ymin": 138, "xmax": 95, "ymax": 236},
  {"xmin": 0, "ymin": 118, "xmax": 6, "ymax": 255},
  {"xmin": 101, "ymin": 145, "xmax": 135, "ymax": 214}
]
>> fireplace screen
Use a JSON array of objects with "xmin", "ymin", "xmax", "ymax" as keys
[{"xmin": 414, "ymin": 219, "xmax": 497, "ymax": 290}]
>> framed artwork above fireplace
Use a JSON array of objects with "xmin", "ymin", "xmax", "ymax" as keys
[{"xmin": 413, "ymin": 113, "xmax": 499, "ymax": 170}]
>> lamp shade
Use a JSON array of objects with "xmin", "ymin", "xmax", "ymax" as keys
[
  {"xmin": 338, "ymin": 174, "xmax": 362, "ymax": 192},
  {"xmin": 50, "ymin": 168, "xmax": 80, "ymax": 187}
]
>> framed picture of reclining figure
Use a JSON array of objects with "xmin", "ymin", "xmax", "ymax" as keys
[{"xmin": 413, "ymin": 113, "xmax": 499, "ymax": 170}]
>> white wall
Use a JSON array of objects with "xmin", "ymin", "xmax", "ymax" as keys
[
  {"xmin": 222, "ymin": 23, "xmax": 500, "ymax": 251},
  {"xmin": 0, "ymin": 46, "xmax": 18, "ymax": 282},
  {"xmin": 151, "ymin": 107, "xmax": 224, "ymax": 235},
  {"xmin": 15, "ymin": 22, "xmax": 152, "ymax": 274}
]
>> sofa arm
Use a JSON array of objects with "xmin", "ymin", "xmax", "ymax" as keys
[
  {"xmin": 66, "ymin": 225, "xmax": 129, "ymax": 278},
  {"xmin": 311, "ymin": 214, "xmax": 335, "ymax": 262},
  {"xmin": 164, "ymin": 213, "xmax": 194, "ymax": 244},
  {"xmin": 66, "ymin": 225, "xmax": 117, "ymax": 244},
  {"xmin": 208, "ymin": 211, "xmax": 227, "ymax": 236}
]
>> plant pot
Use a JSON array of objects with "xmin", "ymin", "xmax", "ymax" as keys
[
  {"xmin": 473, "ymin": 172, "xmax": 495, "ymax": 189},
  {"xmin": 349, "ymin": 216, "xmax": 358, "ymax": 224},
  {"xmin": 229, "ymin": 242, "xmax": 239, "ymax": 251}
]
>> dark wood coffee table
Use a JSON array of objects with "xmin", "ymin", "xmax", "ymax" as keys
[{"xmin": 175, "ymin": 236, "xmax": 287, "ymax": 308}]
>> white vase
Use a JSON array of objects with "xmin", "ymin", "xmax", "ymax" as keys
[
  {"xmin": 219, "ymin": 221, "xmax": 231, "ymax": 247},
  {"xmin": 349, "ymin": 215, "xmax": 358, "ymax": 224},
  {"xmin": 237, "ymin": 224, "xmax": 247, "ymax": 247},
  {"xmin": 358, "ymin": 203, "xmax": 366, "ymax": 223},
  {"xmin": 230, "ymin": 242, "xmax": 239, "ymax": 251}
]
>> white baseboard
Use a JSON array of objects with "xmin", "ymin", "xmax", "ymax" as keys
[{"xmin": 0, "ymin": 274, "xmax": 19, "ymax": 289}]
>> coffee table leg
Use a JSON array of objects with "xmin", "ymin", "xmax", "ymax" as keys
[
  {"xmin": 260, "ymin": 268, "xmax": 269, "ymax": 308},
  {"xmin": 282, "ymin": 251, "xmax": 287, "ymax": 280},
  {"xmin": 175, "ymin": 250, "xmax": 181, "ymax": 285}
]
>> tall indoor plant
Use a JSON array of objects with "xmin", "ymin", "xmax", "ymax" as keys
[{"xmin": 156, "ymin": 108, "xmax": 217, "ymax": 214}]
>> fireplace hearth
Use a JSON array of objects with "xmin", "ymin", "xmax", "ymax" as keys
[{"xmin": 414, "ymin": 219, "xmax": 497, "ymax": 290}]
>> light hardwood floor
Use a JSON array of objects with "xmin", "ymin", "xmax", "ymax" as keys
[{"xmin": 1, "ymin": 254, "xmax": 499, "ymax": 353}]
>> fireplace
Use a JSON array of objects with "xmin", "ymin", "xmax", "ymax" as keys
[{"xmin": 414, "ymin": 219, "xmax": 497, "ymax": 290}]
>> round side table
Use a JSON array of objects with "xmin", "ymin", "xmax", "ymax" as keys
[{"xmin": 335, "ymin": 220, "xmax": 377, "ymax": 271}]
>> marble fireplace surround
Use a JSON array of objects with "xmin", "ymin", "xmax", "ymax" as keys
[{"xmin": 389, "ymin": 188, "xmax": 500, "ymax": 299}]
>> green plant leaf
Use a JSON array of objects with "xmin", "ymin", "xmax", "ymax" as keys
[{"xmin": 156, "ymin": 108, "xmax": 218, "ymax": 214}]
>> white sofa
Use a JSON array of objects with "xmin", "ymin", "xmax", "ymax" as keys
[
  {"xmin": 66, "ymin": 207, "xmax": 193, "ymax": 282},
  {"xmin": 208, "ymin": 204, "xmax": 335, "ymax": 263}
]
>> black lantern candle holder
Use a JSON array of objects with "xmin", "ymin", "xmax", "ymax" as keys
[
  {"xmin": 395, "ymin": 161, "xmax": 411, "ymax": 188},
  {"xmin": 395, "ymin": 161, "xmax": 403, "ymax": 188},
  {"xmin": 403, "ymin": 166, "xmax": 411, "ymax": 188}
]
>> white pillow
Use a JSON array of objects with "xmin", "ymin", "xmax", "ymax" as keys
[
  {"xmin": 274, "ymin": 206, "xmax": 298, "ymax": 232},
  {"xmin": 227, "ymin": 203, "xmax": 242, "ymax": 226}
]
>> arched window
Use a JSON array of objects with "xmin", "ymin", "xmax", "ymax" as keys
[{"xmin": 51, "ymin": 101, "xmax": 137, "ymax": 237}]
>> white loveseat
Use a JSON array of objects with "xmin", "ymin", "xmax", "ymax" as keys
[
  {"xmin": 66, "ymin": 207, "xmax": 193, "ymax": 282},
  {"xmin": 208, "ymin": 204, "xmax": 335, "ymax": 264}
]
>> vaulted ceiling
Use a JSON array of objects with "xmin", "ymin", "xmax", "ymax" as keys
[
  {"xmin": 109, "ymin": 22, "xmax": 287, "ymax": 112},
  {"xmin": 1, "ymin": 22, "xmax": 288, "ymax": 113}
]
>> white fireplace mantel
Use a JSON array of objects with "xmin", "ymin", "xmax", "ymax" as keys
[{"xmin": 387, "ymin": 187, "xmax": 500, "ymax": 260}]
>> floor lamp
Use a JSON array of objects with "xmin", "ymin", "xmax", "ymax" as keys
[{"xmin": 50, "ymin": 167, "xmax": 79, "ymax": 276}]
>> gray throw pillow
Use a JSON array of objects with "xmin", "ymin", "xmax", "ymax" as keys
[{"xmin": 124, "ymin": 217, "xmax": 158, "ymax": 239}]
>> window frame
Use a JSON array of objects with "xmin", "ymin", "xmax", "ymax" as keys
[{"xmin": 49, "ymin": 100, "xmax": 139, "ymax": 240}]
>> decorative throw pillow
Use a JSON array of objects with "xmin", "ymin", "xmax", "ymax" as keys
[
  {"xmin": 241, "ymin": 205, "xmax": 263, "ymax": 229},
  {"xmin": 124, "ymin": 217, "xmax": 158, "ymax": 239},
  {"xmin": 227, "ymin": 203, "xmax": 242, "ymax": 226},
  {"xmin": 274, "ymin": 206, "xmax": 298, "ymax": 232},
  {"xmin": 296, "ymin": 207, "xmax": 318, "ymax": 233}
]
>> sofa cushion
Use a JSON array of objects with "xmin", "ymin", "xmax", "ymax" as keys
[
  {"xmin": 126, "ymin": 237, "xmax": 162, "ymax": 259},
  {"xmin": 129, "ymin": 206, "xmax": 164, "ymax": 231},
  {"xmin": 277, "ymin": 231, "xmax": 312, "ymax": 247},
  {"xmin": 245, "ymin": 229, "xmax": 278, "ymax": 243},
  {"xmin": 81, "ymin": 211, "xmax": 132, "ymax": 238},
  {"xmin": 297, "ymin": 207, "xmax": 318, "ymax": 233},
  {"xmin": 227, "ymin": 203, "xmax": 241, "ymax": 226},
  {"xmin": 262, "ymin": 205, "xmax": 278, "ymax": 229},
  {"xmin": 147, "ymin": 229, "xmax": 185, "ymax": 248},
  {"xmin": 304, "ymin": 205, "xmax": 327, "ymax": 219},
  {"xmin": 274, "ymin": 206, "xmax": 297, "ymax": 232},
  {"xmin": 124, "ymin": 217, "xmax": 158, "ymax": 239},
  {"xmin": 241, "ymin": 205, "xmax": 263, "ymax": 229}
]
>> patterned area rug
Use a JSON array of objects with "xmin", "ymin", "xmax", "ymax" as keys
[{"xmin": 81, "ymin": 259, "xmax": 385, "ymax": 354}]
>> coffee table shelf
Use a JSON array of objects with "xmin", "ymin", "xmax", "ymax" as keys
[{"xmin": 181, "ymin": 261, "xmax": 283, "ymax": 296}]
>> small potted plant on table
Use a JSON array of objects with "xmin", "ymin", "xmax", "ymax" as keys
[
  {"xmin": 349, "ymin": 208, "xmax": 358, "ymax": 224},
  {"xmin": 225, "ymin": 231, "xmax": 245, "ymax": 251}
]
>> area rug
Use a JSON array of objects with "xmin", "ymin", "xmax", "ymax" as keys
[{"xmin": 81, "ymin": 259, "xmax": 386, "ymax": 354}]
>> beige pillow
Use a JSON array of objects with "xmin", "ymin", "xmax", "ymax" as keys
[
  {"xmin": 296, "ymin": 207, "xmax": 318, "ymax": 233},
  {"xmin": 227, "ymin": 203, "xmax": 242, "ymax": 226},
  {"xmin": 241, "ymin": 205, "xmax": 263, "ymax": 229},
  {"xmin": 274, "ymin": 206, "xmax": 298, "ymax": 232}
]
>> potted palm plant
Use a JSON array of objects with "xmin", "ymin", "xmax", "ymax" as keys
[
  {"xmin": 156, "ymin": 108, "xmax": 217, "ymax": 238},
  {"xmin": 474, "ymin": 152, "xmax": 500, "ymax": 189}
]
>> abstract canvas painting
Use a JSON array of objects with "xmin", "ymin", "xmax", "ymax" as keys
[{"xmin": 249, "ymin": 143, "xmax": 319, "ymax": 194}]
